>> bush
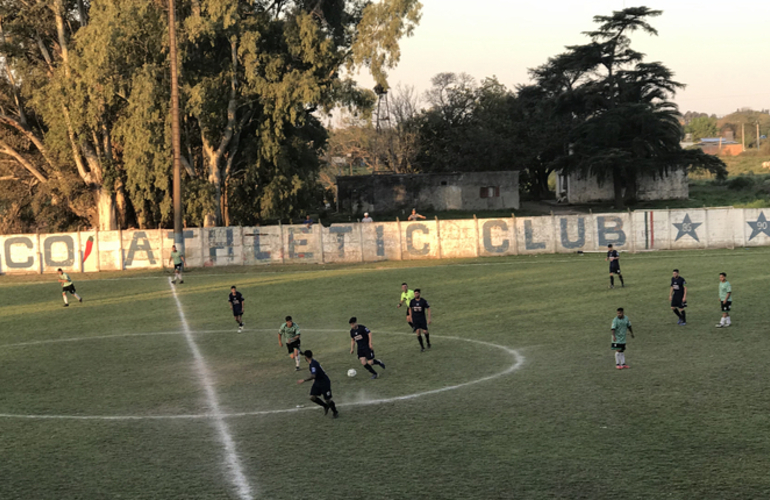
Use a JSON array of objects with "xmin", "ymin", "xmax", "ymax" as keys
[
  {"xmin": 736, "ymin": 198, "xmax": 770, "ymax": 208},
  {"xmin": 727, "ymin": 176, "xmax": 755, "ymax": 190}
]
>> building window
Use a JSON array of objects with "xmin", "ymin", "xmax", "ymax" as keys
[{"xmin": 480, "ymin": 186, "xmax": 500, "ymax": 198}]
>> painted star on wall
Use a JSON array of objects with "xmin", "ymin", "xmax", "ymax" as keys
[
  {"xmin": 747, "ymin": 212, "xmax": 770, "ymax": 240},
  {"xmin": 673, "ymin": 213, "xmax": 702, "ymax": 242}
]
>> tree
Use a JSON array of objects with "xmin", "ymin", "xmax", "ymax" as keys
[
  {"xmin": 414, "ymin": 73, "xmax": 520, "ymax": 174},
  {"xmin": 685, "ymin": 116, "xmax": 718, "ymax": 142},
  {"xmin": 547, "ymin": 6, "xmax": 726, "ymax": 208},
  {"xmin": 0, "ymin": 0, "xmax": 423, "ymax": 232}
]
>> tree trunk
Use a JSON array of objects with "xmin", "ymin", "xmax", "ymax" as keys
[{"xmin": 95, "ymin": 187, "xmax": 116, "ymax": 231}]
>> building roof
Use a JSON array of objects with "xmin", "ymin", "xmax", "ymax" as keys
[{"xmin": 699, "ymin": 138, "xmax": 739, "ymax": 144}]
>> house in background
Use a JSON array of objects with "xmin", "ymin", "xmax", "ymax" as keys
[
  {"xmin": 556, "ymin": 167, "xmax": 688, "ymax": 204},
  {"xmin": 697, "ymin": 137, "xmax": 743, "ymax": 156},
  {"xmin": 336, "ymin": 171, "xmax": 520, "ymax": 214}
]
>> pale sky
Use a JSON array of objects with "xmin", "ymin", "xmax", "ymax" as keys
[{"xmin": 356, "ymin": 0, "xmax": 770, "ymax": 117}]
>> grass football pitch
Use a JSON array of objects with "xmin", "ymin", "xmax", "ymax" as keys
[{"xmin": 1, "ymin": 248, "xmax": 769, "ymax": 500}]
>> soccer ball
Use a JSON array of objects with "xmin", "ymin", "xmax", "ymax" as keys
[{"xmin": 347, "ymin": 369, "xmax": 357, "ymax": 378}]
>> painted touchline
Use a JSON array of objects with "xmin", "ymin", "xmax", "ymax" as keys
[
  {"xmin": 0, "ymin": 330, "xmax": 525, "ymax": 421},
  {"xmin": 169, "ymin": 278, "xmax": 255, "ymax": 500},
  {"xmin": 0, "ymin": 247, "xmax": 749, "ymax": 287}
]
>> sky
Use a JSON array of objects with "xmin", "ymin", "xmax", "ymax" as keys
[{"xmin": 355, "ymin": 0, "xmax": 770, "ymax": 117}]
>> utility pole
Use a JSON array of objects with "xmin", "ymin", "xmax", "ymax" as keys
[
  {"xmin": 758, "ymin": 122, "xmax": 761, "ymax": 150},
  {"xmin": 168, "ymin": 0, "xmax": 184, "ymax": 253},
  {"xmin": 742, "ymin": 123, "xmax": 746, "ymax": 152}
]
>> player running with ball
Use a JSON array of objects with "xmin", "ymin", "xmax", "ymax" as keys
[{"xmin": 349, "ymin": 317, "xmax": 386, "ymax": 379}]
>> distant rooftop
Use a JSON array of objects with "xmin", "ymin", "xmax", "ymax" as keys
[{"xmin": 699, "ymin": 137, "xmax": 739, "ymax": 144}]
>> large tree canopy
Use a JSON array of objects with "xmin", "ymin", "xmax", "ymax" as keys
[
  {"xmin": 0, "ymin": 0, "xmax": 421, "ymax": 232},
  {"xmin": 548, "ymin": 6, "xmax": 726, "ymax": 208}
]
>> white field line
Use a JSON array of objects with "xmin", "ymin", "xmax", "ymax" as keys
[
  {"xmin": 169, "ymin": 280, "xmax": 255, "ymax": 500},
  {"xmin": 0, "ymin": 248, "xmax": 743, "ymax": 286},
  {"xmin": 0, "ymin": 329, "xmax": 526, "ymax": 421}
]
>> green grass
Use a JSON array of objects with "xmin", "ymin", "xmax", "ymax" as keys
[{"xmin": 2, "ymin": 250, "xmax": 770, "ymax": 499}]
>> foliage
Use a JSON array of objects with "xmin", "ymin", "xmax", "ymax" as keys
[
  {"xmin": 0, "ymin": 0, "xmax": 422, "ymax": 233},
  {"xmin": 717, "ymin": 108, "xmax": 770, "ymax": 149},
  {"xmin": 413, "ymin": 74, "xmax": 521, "ymax": 174},
  {"xmin": 685, "ymin": 116, "xmax": 718, "ymax": 142},
  {"xmin": 539, "ymin": 6, "xmax": 727, "ymax": 208}
]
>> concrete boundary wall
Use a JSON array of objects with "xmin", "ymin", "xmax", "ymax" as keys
[{"xmin": 3, "ymin": 207, "xmax": 770, "ymax": 274}]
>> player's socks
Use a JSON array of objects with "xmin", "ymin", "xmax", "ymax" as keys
[
  {"xmin": 619, "ymin": 275, "xmax": 625, "ymax": 286},
  {"xmin": 680, "ymin": 311, "xmax": 686, "ymax": 323},
  {"xmin": 615, "ymin": 352, "xmax": 621, "ymax": 365},
  {"xmin": 328, "ymin": 400, "xmax": 338, "ymax": 415},
  {"xmin": 295, "ymin": 357, "xmax": 300, "ymax": 369},
  {"xmin": 726, "ymin": 316, "xmax": 731, "ymax": 326},
  {"xmin": 364, "ymin": 364, "xmax": 377, "ymax": 375},
  {"xmin": 673, "ymin": 309, "xmax": 681, "ymax": 319},
  {"xmin": 417, "ymin": 335, "xmax": 425, "ymax": 349},
  {"xmin": 620, "ymin": 353, "xmax": 626, "ymax": 365},
  {"xmin": 374, "ymin": 359, "xmax": 385, "ymax": 369},
  {"xmin": 63, "ymin": 295, "xmax": 69, "ymax": 305},
  {"xmin": 425, "ymin": 333, "xmax": 431, "ymax": 347},
  {"xmin": 311, "ymin": 398, "xmax": 329, "ymax": 412},
  {"xmin": 610, "ymin": 276, "xmax": 614, "ymax": 286}
]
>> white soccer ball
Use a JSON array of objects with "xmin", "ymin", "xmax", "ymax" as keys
[{"xmin": 347, "ymin": 369, "xmax": 357, "ymax": 378}]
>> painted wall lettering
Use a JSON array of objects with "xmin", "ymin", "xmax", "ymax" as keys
[
  {"xmin": 597, "ymin": 216, "xmax": 626, "ymax": 246},
  {"xmin": 329, "ymin": 226, "xmax": 353, "ymax": 257},
  {"xmin": 166, "ymin": 230, "xmax": 195, "ymax": 254},
  {"xmin": 376, "ymin": 226, "xmax": 385, "ymax": 257},
  {"xmin": 125, "ymin": 232, "xmax": 157, "ymax": 266},
  {"xmin": 483, "ymin": 220, "xmax": 509, "ymax": 253},
  {"xmin": 4, "ymin": 237, "xmax": 34, "ymax": 269},
  {"xmin": 288, "ymin": 228, "xmax": 314, "ymax": 259},
  {"xmin": 209, "ymin": 228, "xmax": 234, "ymax": 262},
  {"xmin": 44, "ymin": 235, "xmax": 75, "ymax": 267},
  {"xmin": 524, "ymin": 220, "xmax": 546, "ymax": 250},
  {"xmin": 560, "ymin": 218, "xmax": 585, "ymax": 249},
  {"xmin": 405, "ymin": 224, "xmax": 430, "ymax": 255},
  {"xmin": 252, "ymin": 232, "xmax": 271, "ymax": 260}
]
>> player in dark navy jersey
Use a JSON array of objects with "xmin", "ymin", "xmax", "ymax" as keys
[
  {"xmin": 228, "ymin": 286, "xmax": 245, "ymax": 332},
  {"xmin": 297, "ymin": 350, "xmax": 338, "ymax": 418},
  {"xmin": 669, "ymin": 269, "xmax": 688, "ymax": 325},
  {"xmin": 349, "ymin": 317, "xmax": 386, "ymax": 379},
  {"xmin": 407, "ymin": 289, "xmax": 432, "ymax": 351},
  {"xmin": 605, "ymin": 244, "xmax": 624, "ymax": 288}
]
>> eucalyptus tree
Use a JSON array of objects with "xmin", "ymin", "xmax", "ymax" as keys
[{"xmin": 0, "ymin": 0, "xmax": 421, "ymax": 231}]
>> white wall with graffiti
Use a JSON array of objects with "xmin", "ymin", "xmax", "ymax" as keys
[{"xmin": 2, "ymin": 207, "xmax": 769, "ymax": 274}]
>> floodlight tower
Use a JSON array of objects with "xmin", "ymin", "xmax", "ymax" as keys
[{"xmin": 373, "ymin": 84, "xmax": 391, "ymax": 172}]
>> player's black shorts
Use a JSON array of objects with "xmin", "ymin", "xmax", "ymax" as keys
[
  {"xmin": 671, "ymin": 296, "xmax": 686, "ymax": 309},
  {"xmin": 411, "ymin": 318, "xmax": 428, "ymax": 332},
  {"xmin": 174, "ymin": 263, "xmax": 183, "ymax": 271},
  {"xmin": 610, "ymin": 262, "xmax": 621, "ymax": 274},
  {"xmin": 232, "ymin": 308, "xmax": 243, "ymax": 317},
  {"xmin": 611, "ymin": 342, "xmax": 626, "ymax": 352},
  {"xmin": 310, "ymin": 379, "xmax": 332, "ymax": 400},
  {"xmin": 62, "ymin": 284, "xmax": 76, "ymax": 294},
  {"xmin": 357, "ymin": 348, "xmax": 375, "ymax": 360},
  {"xmin": 720, "ymin": 300, "xmax": 732, "ymax": 312},
  {"xmin": 286, "ymin": 340, "xmax": 301, "ymax": 354}
]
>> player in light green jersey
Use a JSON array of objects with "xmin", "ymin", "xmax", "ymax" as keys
[
  {"xmin": 611, "ymin": 308, "xmax": 634, "ymax": 369},
  {"xmin": 57, "ymin": 268, "xmax": 83, "ymax": 307},
  {"xmin": 716, "ymin": 272, "xmax": 732, "ymax": 328},
  {"xmin": 398, "ymin": 282, "xmax": 415, "ymax": 328},
  {"xmin": 279, "ymin": 316, "xmax": 303, "ymax": 371},
  {"xmin": 169, "ymin": 245, "xmax": 186, "ymax": 284}
]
